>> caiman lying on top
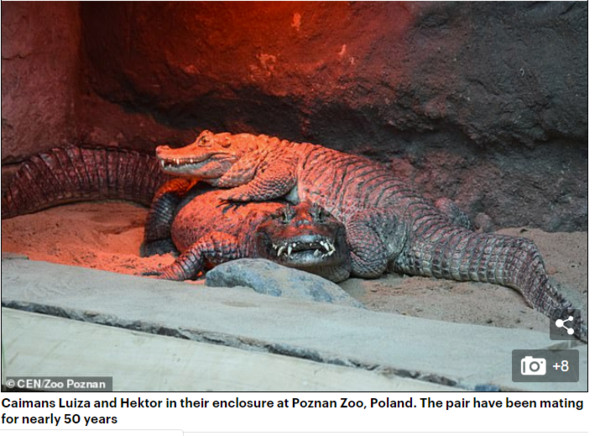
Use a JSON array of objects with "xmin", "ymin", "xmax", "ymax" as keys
[
  {"xmin": 157, "ymin": 130, "xmax": 587, "ymax": 341},
  {"xmin": 1, "ymin": 146, "xmax": 351, "ymax": 282}
]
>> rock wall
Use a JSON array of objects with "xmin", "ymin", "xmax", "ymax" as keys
[
  {"xmin": 1, "ymin": 2, "xmax": 588, "ymax": 231},
  {"xmin": 80, "ymin": 2, "xmax": 587, "ymax": 148},
  {"xmin": 1, "ymin": 2, "xmax": 81, "ymax": 159}
]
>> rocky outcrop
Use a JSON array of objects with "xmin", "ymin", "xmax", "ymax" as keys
[
  {"xmin": 78, "ymin": 1, "xmax": 590, "ymax": 231},
  {"xmin": 1, "ymin": 2, "xmax": 80, "ymax": 159},
  {"xmin": 1, "ymin": 2, "xmax": 587, "ymax": 231},
  {"xmin": 79, "ymin": 2, "xmax": 587, "ymax": 149}
]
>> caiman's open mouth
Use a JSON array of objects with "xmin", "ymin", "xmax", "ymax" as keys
[
  {"xmin": 255, "ymin": 202, "xmax": 349, "ymax": 270},
  {"xmin": 268, "ymin": 235, "xmax": 339, "ymax": 266}
]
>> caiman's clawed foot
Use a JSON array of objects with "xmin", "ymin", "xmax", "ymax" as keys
[
  {"xmin": 139, "ymin": 264, "xmax": 198, "ymax": 281},
  {"xmin": 216, "ymin": 200, "xmax": 243, "ymax": 213}
]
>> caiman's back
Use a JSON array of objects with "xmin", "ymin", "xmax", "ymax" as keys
[
  {"xmin": 171, "ymin": 188, "xmax": 285, "ymax": 257},
  {"xmin": 291, "ymin": 141, "xmax": 435, "ymax": 223}
]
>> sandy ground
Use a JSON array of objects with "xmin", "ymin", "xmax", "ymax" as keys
[{"xmin": 1, "ymin": 201, "xmax": 588, "ymax": 335}]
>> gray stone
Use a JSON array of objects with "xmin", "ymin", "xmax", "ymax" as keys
[{"xmin": 205, "ymin": 258, "xmax": 362, "ymax": 308}]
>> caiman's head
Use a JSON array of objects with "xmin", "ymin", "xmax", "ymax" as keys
[
  {"xmin": 255, "ymin": 202, "xmax": 349, "ymax": 272},
  {"xmin": 156, "ymin": 130, "xmax": 261, "ymax": 181}
]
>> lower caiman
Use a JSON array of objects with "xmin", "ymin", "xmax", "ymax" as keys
[{"xmin": 1, "ymin": 146, "xmax": 351, "ymax": 282}]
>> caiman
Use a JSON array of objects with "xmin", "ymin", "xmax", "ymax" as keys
[
  {"xmin": 1, "ymin": 146, "xmax": 351, "ymax": 282},
  {"xmin": 155, "ymin": 130, "xmax": 588, "ymax": 341}
]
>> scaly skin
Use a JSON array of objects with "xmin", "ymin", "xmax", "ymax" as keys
[
  {"xmin": 143, "ymin": 184, "xmax": 350, "ymax": 282},
  {"xmin": 156, "ymin": 130, "xmax": 587, "ymax": 341},
  {"xmin": 2, "ymin": 146, "xmax": 169, "ymax": 218},
  {"xmin": 1, "ymin": 147, "xmax": 351, "ymax": 283}
]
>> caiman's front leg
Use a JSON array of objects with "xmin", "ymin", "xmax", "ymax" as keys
[
  {"xmin": 217, "ymin": 159, "xmax": 297, "ymax": 202},
  {"xmin": 142, "ymin": 232, "xmax": 241, "ymax": 281},
  {"xmin": 141, "ymin": 178, "xmax": 194, "ymax": 257},
  {"xmin": 345, "ymin": 209, "xmax": 407, "ymax": 278},
  {"xmin": 435, "ymin": 198, "xmax": 473, "ymax": 230}
]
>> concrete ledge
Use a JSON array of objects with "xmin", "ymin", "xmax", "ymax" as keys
[
  {"xmin": 1, "ymin": 258, "xmax": 587, "ymax": 391},
  {"xmin": 2, "ymin": 308, "xmax": 454, "ymax": 391}
]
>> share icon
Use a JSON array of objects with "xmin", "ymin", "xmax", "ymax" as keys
[
  {"xmin": 550, "ymin": 310, "xmax": 581, "ymax": 340},
  {"xmin": 555, "ymin": 316, "xmax": 575, "ymax": 336}
]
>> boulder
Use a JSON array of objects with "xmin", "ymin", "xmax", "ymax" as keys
[{"xmin": 205, "ymin": 259, "xmax": 362, "ymax": 308}]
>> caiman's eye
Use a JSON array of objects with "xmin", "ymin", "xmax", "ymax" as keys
[
  {"xmin": 309, "ymin": 203, "xmax": 328, "ymax": 222},
  {"xmin": 196, "ymin": 130, "xmax": 214, "ymax": 147},
  {"xmin": 273, "ymin": 205, "xmax": 295, "ymax": 224}
]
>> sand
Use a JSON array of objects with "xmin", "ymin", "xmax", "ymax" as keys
[{"xmin": 1, "ymin": 201, "xmax": 588, "ymax": 335}]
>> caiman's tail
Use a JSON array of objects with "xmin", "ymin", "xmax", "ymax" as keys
[
  {"xmin": 396, "ymin": 208, "xmax": 587, "ymax": 342},
  {"xmin": 2, "ymin": 146, "xmax": 171, "ymax": 219}
]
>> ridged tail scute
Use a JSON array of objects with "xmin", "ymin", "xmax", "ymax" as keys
[
  {"xmin": 397, "ymin": 210, "xmax": 587, "ymax": 341},
  {"xmin": 2, "ymin": 146, "xmax": 171, "ymax": 219}
]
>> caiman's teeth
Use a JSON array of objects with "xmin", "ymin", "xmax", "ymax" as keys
[
  {"xmin": 317, "ymin": 240, "xmax": 333, "ymax": 256},
  {"xmin": 274, "ymin": 240, "xmax": 337, "ymax": 258}
]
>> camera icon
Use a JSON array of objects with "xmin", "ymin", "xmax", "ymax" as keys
[{"xmin": 521, "ymin": 356, "xmax": 546, "ymax": 376}]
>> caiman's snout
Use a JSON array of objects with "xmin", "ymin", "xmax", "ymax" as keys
[
  {"xmin": 255, "ymin": 201, "xmax": 349, "ymax": 268},
  {"xmin": 154, "ymin": 139, "xmax": 238, "ymax": 180}
]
